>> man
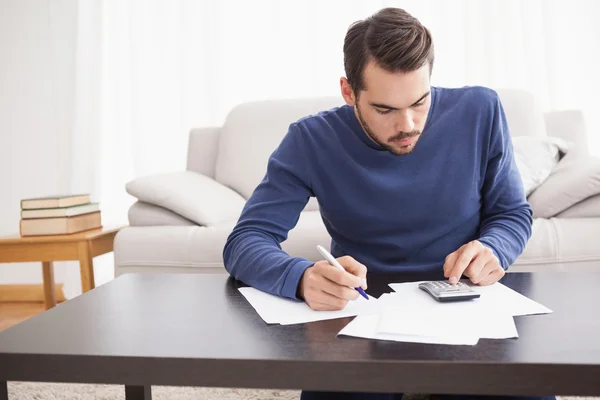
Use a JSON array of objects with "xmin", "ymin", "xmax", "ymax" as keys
[{"xmin": 223, "ymin": 7, "xmax": 546, "ymax": 400}]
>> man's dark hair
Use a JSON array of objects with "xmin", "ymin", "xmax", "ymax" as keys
[{"xmin": 343, "ymin": 7, "xmax": 434, "ymax": 95}]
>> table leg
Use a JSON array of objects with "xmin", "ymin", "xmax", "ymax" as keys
[
  {"xmin": 41, "ymin": 261, "xmax": 57, "ymax": 309},
  {"xmin": 78, "ymin": 242, "xmax": 95, "ymax": 293},
  {"xmin": 1, "ymin": 380, "xmax": 7, "ymax": 400},
  {"xmin": 125, "ymin": 385, "xmax": 151, "ymax": 400}
]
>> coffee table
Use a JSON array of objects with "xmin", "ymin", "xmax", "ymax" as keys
[{"xmin": 1, "ymin": 271, "xmax": 599, "ymax": 400}]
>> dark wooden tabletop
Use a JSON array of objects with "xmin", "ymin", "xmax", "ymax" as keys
[{"xmin": 1, "ymin": 271, "xmax": 600, "ymax": 396}]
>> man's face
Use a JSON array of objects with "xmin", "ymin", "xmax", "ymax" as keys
[{"xmin": 341, "ymin": 61, "xmax": 432, "ymax": 155}]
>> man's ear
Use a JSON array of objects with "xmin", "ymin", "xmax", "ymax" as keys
[{"xmin": 340, "ymin": 77, "xmax": 357, "ymax": 106}]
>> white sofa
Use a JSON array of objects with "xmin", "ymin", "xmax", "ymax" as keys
[{"xmin": 114, "ymin": 90, "xmax": 600, "ymax": 277}]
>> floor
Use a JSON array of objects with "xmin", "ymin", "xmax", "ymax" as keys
[{"xmin": 0, "ymin": 301, "xmax": 45, "ymax": 331}]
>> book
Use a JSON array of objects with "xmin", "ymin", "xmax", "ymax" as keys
[
  {"xmin": 20, "ymin": 211, "xmax": 102, "ymax": 236},
  {"xmin": 20, "ymin": 194, "xmax": 91, "ymax": 210},
  {"xmin": 20, "ymin": 203, "xmax": 100, "ymax": 219}
]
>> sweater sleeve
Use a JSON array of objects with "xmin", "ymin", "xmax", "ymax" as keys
[
  {"xmin": 477, "ymin": 94, "xmax": 533, "ymax": 270},
  {"xmin": 222, "ymin": 124, "xmax": 315, "ymax": 300}
]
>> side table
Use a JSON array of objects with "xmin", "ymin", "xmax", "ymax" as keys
[{"xmin": 0, "ymin": 226, "xmax": 123, "ymax": 309}]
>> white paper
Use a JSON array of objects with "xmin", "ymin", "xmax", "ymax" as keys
[
  {"xmin": 469, "ymin": 281, "xmax": 553, "ymax": 316},
  {"xmin": 388, "ymin": 281, "xmax": 552, "ymax": 317},
  {"xmin": 376, "ymin": 295, "xmax": 518, "ymax": 339},
  {"xmin": 338, "ymin": 313, "xmax": 479, "ymax": 345},
  {"xmin": 238, "ymin": 287, "xmax": 381, "ymax": 325}
]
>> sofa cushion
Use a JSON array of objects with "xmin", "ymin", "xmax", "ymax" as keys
[
  {"xmin": 511, "ymin": 217, "xmax": 600, "ymax": 271},
  {"xmin": 496, "ymin": 89, "xmax": 547, "ymax": 138},
  {"xmin": 114, "ymin": 224, "xmax": 234, "ymax": 274},
  {"xmin": 512, "ymin": 136, "xmax": 570, "ymax": 196},
  {"xmin": 280, "ymin": 211, "xmax": 332, "ymax": 261},
  {"xmin": 115, "ymin": 212, "xmax": 600, "ymax": 275},
  {"xmin": 125, "ymin": 171, "xmax": 246, "ymax": 226}
]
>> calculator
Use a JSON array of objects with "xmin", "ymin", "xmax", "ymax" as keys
[{"xmin": 418, "ymin": 281, "xmax": 480, "ymax": 302}]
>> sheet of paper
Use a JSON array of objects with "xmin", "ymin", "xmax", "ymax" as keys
[
  {"xmin": 238, "ymin": 287, "xmax": 381, "ymax": 325},
  {"xmin": 338, "ymin": 313, "xmax": 479, "ymax": 345},
  {"xmin": 376, "ymin": 294, "xmax": 518, "ymax": 339},
  {"xmin": 388, "ymin": 281, "xmax": 552, "ymax": 317}
]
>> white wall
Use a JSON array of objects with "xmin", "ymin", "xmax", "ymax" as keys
[{"xmin": 0, "ymin": 0, "xmax": 77, "ymax": 287}]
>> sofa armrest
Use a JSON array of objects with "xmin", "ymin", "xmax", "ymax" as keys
[
  {"xmin": 187, "ymin": 127, "xmax": 220, "ymax": 178},
  {"xmin": 128, "ymin": 201, "xmax": 198, "ymax": 227},
  {"xmin": 126, "ymin": 171, "xmax": 246, "ymax": 226},
  {"xmin": 556, "ymin": 194, "xmax": 600, "ymax": 218},
  {"xmin": 544, "ymin": 110, "xmax": 588, "ymax": 153}
]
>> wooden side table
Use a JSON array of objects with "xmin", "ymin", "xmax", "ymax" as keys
[{"xmin": 0, "ymin": 226, "xmax": 123, "ymax": 309}]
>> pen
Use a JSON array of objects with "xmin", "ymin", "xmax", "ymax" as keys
[{"xmin": 316, "ymin": 245, "xmax": 369, "ymax": 300}]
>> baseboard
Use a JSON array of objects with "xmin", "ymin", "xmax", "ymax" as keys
[{"xmin": 0, "ymin": 284, "xmax": 66, "ymax": 303}]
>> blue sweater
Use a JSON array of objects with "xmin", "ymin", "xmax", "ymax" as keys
[{"xmin": 223, "ymin": 86, "xmax": 533, "ymax": 300}]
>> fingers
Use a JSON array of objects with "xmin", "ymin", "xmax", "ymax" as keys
[
  {"xmin": 318, "ymin": 260, "xmax": 365, "ymax": 289},
  {"xmin": 478, "ymin": 266, "xmax": 505, "ymax": 286},
  {"xmin": 308, "ymin": 302, "xmax": 343, "ymax": 311},
  {"xmin": 305, "ymin": 288, "xmax": 349, "ymax": 311},
  {"xmin": 447, "ymin": 241, "xmax": 480, "ymax": 284},
  {"xmin": 299, "ymin": 258, "xmax": 367, "ymax": 311},
  {"xmin": 337, "ymin": 256, "xmax": 368, "ymax": 286},
  {"xmin": 465, "ymin": 248, "xmax": 495, "ymax": 284},
  {"xmin": 443, "ymin": 252, "xmax": 458, "ymax": 278},
  {"xmin": 316, "ymin": 273, "xmax": 360, "ymax": 301},
  {"xmin": 468, "ymin": 258, "xmax": 496, "ymax": 284}
]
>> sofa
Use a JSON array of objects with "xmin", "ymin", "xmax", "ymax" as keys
[{"xmin": 114, "ymin": 89, "xmax": 600, "ymax": 278}]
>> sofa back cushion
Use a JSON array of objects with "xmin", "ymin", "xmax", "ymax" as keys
[
  {"xmin": 496, "ymin": 88, "xmax": 547, "ymax": 138},
  {"xmin": 214, "ymin": 89, "xmax": 546, "ymax": 208}
]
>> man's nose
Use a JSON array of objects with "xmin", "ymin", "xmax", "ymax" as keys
[{"xmin": 395, "ymin": 110, "xmax": 415, "ymax": 133}]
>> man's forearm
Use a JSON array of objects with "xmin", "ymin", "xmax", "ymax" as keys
[
  {"xmin": 222, "ymin": 123, "xmax": 315, "ymax": 299},
  {"xmin": 223, "ymin": 227, "xmax": 314, "ymax": 299},
  {"xmin": 478, "ymin": 205, "xmax": 533, "ymax": 270},
  {"xmin": 478, "ymin": 92, "xmax": 533, "ymax": 271}
]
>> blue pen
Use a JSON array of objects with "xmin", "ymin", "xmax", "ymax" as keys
[{"xmin": 316, "ymin": 245, "xmax": 369, "ymax": 300}]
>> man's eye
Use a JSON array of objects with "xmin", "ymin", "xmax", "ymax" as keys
[
  {"xmin": 412, "ymin": 102, "xmax": 425, "ymax": 108},
  {"xmin": 375, "ymin": 108, "xmax": 392, "ymax": 115}
]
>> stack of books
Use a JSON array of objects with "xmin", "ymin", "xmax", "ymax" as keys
[{"xmin": 19, "ymin": 194, "xmax": 102, "ymax": 236}]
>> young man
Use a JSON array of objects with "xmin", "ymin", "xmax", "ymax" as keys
[{"xmin": 223, "ymin": 7, "xmax": 546, "ymax": 400}]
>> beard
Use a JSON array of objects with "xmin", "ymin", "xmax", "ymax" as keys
[{"xmin": 355, "ymin": 104, "xmax": 421, "ymax": 156}]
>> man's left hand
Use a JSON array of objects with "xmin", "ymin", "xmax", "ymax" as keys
[{"xmin": 443, "ymin": 240, "xmax": 505, "ymax": 286}]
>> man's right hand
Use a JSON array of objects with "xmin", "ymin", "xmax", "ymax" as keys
[{"xmin": 298, "ymin": 256, "xmax": 368, "ymax": 311}]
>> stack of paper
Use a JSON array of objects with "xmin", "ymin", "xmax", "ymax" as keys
[
  {"xmin": 238, "ymin": 287, "xmax": 381, "ymax": 325},
  {"xmin": 338, "ymin": 314, "xmax": 480, "ymax": 345},
  {"xmin": 378, "ymin": 293, "xmax": 518, "ymax": 338},
  {"xmin": 338, "ymin": 281, "xmax": 552, "ymax": 345},
  {"xmin": 239, "ymin": 281, "xmax": 552, "ymax": 346}
]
